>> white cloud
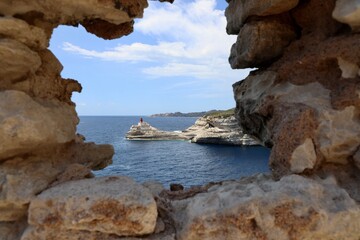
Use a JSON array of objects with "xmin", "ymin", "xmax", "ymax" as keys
[
  {"xmin": 143, "ymin": 62, "xmax": 218, "ymax": 79},
  {"xmin": 62, "ymin": 0, "xmax": 247, "ymax": 81}
]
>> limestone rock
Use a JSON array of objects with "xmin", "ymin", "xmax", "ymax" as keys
[
  {"xmin": 0, "ymin": 48, "xmax": 71, "ymax": 101},
  {"xmin": 0, "ymin": 90, "xmax": 77, "ymax": 160},
  {"xmin": 126, "ymin": 122, "xmax": 189, "ymax": 140},
  {"xmin": 0, "ymin": 0, "xmax": 148, "ymax": 39},
  {"xmin": 127, "ymin": 116, "xmax": 259, "ymax": 145},
  {"xmin": 28, "ymin": 176, "xmax": 157, "ymax": 236},
  {"xmin": 186, "ymin": 116, "xmax": 259, "ymax": 145},
  {"xmin": 0, "ymin": 219, "xmax": 27, "ymax": 240},
  {"xmin": 0, "ymin": 39, "xmax": 41, "ymax": 82},
  {"xmin": 0, "ymin": 48, "xmax": 80, "ymax": 104},
  {"xmin": 0, "ymin": 17, "xmax": 48, "ymax": 50},
  {"xmin": 354, "ymin": 148, "xmax": 360, "ymax": 170},
  {"xmin": 143, "ymin": 181, "xmax": 165, "ymax": 197},
  {"xmin": 333, "ymin": 0, "xmax": 360, "ymax": 31},
  {"xmin": 21, "ymin": 226, "xmax": 176, "ymax": 240},
  {"xmin": 292, "ymin": 0, "xmax": 341, "ymax": 37},
  {"xmin": 0, "ymin": 142, "xmax": 114, "ymax": 221},
  {"xmin": 48, "ymin": 163, "xmax": 94, "ymax": 188},
  {"xmin": 225, "ymin": 0, "xmax": 299, "ymax": 34},
  {"xmin": 172, "ymin": 174, "xmax": 360, "ymax": 240},
  {"xmin": 29, "ymin": 50, "xmax": 82, "ymax": 104},
  {"xmin": 82, "ymin": 18, "xmax": 134, "ymax": 40},
  {"xmin": 289, "ymin": 138, "xmax": 317, "ymax": 173},
  {"xmin": 317, "ymin": 105, "xmax": 360, "ymax": 164},
  {"xmin": 229, "ymin": 20, "xmax": 296, "ymax": 69},
  {"xmin": 337, "ymin": 57, "xmax": 360, "ymax": 78},
  {"xmin": 318, "ymin": 164, "xmax": 360, "ymax": 203},
  {"xmin": 233, "ymin": 70, "xmax": 360, "ymax": 177},
  {"xmin": 21, "ymin": 227, "xmax": 122, "ymax": 240}
]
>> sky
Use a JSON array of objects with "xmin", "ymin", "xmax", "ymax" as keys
[{"xmin": 50, "ymin": 0, "xmax": 250, "ymax": 116}]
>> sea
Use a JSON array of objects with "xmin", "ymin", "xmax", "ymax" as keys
[{"xmin": 77, "ymin": 116, "xmax": 271, "ymax": 188}]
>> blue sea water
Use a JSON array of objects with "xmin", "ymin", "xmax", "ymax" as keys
[{"xmin": 77, "ymin": 116, "xmax": 271, "ymax": 187}]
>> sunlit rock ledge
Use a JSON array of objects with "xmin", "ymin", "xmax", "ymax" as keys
[{"xmin": 126, "ymin": 116, "xmax": 260, "ymax": 146}]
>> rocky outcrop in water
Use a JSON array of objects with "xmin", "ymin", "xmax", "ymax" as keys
[
  {"xmin": 185, "ymin": 115, "xmax": 258, "ymax": 145},
  {"xmin": 126, "ymin": 122, "xmax": 189, "ymax": 141},
  {"xmin": 1, "ymin": 0, "xmax": 360, "ymax": 239},
  {"xmin": 126, "ymin": 116, "xmax": 259, "ymax": 145}
]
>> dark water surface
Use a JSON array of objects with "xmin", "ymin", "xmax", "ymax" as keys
[{"xmin": 78, "ymin": 116, "xmax": 270, "ymax": 187}]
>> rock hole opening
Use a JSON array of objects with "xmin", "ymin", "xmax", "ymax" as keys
[{"xmin": 48, "ymin": 7, "xmax": 271, "ymax": 189}]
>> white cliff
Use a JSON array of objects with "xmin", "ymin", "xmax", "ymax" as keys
[{"xmin": 126, "ymin": 115, "xmax": 259, "ymax": 146}]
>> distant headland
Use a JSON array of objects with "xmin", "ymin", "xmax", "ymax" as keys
[{"xmin": 150, "ymin": 108, "xmax": 234, "ymax": 117}]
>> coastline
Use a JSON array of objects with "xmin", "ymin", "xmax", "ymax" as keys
[{"xmin": 126, "ymin": 115, "xmax": 260, "ymax": 146}]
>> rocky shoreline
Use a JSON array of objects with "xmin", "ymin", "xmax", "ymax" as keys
[{"xmin": 126, "ymin": 115, "xmax": 259, "ymax": 146}]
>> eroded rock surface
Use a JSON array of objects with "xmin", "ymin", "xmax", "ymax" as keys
[
  {"xmin": 229, "ymin": 17, "xmax": 296, "ymax": 68},
  {"xmin": 0, "ymin": 90, "xmax": 78, "ymax": 160},
  {"xmin": 0, "ymin": 219, "xmax": 27, "ymax": 240},
  {"xmin": 185, "ymin": 115, "xmax": 258, "ymax": 145},
  {"xmin": 126, "ymin": 122, "xmax": 189, "ymax": 141},
  {"xmin": 0, "ymin": 39, "xmax": 41, "ymax": 82},
  {"xmin": 1, "ymin": 0, "xmax": 360, "ymax": 239},
  {"xmin": 0, "ymin": 0, "xmax": 149, "ymax": 239},
  {"xmin": 228, "ymin": 0, "xmax": 360, "ymax": 237},
  {"xmin": 333, "ymin": 0, "xmax": 360, "ymax": 31},
  {"xmin": 27, "ymin": 176, "xmax": 157, "ymax": 237},
  {"xmin": 126, "ymin": 116, "xmax": 259, "ymax": 145},
  {"xmin": 225, "ymin": 0, "xmax": 299, "ymax": 34},
  {"xmin": 231, "ymin": 0, "xmax": 360, "ymax": 180},
  {"xmin": 172, "ymin": 174, "xmax": 360, "ymax": 240},
  {"xmin": 0, "ymin": 142, "xmax": 113, "ymax": 221}
]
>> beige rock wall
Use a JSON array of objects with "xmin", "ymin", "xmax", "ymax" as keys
[
  {"xmin": 231, "ymin": 0, "xmax": 360, "ymax": 184},
  {"xmin": 0, "ymin": 0, "xmax": 150, "ymax": 238},
  {"xmin": 1, "ymin": 0, "xmax": 359, "ymax": 239},
  {"xmin": 228, "ymin": 0, "xmax": 360, "ymax": 238}
]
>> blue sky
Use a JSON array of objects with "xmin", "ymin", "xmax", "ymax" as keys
[{"xmin": 50, "ymin": 0, "xmax": 250, "ymax": 116}]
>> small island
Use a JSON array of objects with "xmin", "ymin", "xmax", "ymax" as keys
[{"xmin": 126, "ymin": 110, "xmax": 259, "ymax": 146}]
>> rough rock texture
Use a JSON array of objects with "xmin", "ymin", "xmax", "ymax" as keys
[
  {"xmin": 228, "ymin": 0, "xmax": 360, "ymax": 237},
  {"xmin": 185, "ymin": 115, "xmax": 258, "ymax": 145},
  {"xmin": 21, "ymin": 227, "xmax": 176, "ymax": 240},
  {"xmin": 231, "ymin": 0, "xmax": 360, "ymax": 181},
  {"xmin": 126, "ymin": 122, "xmax": 189, "ymax": 141},
  {"xmin": 354, "ymin": 148, "xmax": 360, "ymax": 170},
  {"xmin": 0, "ymin": 17, "xmax": 48, "ymax": 50},
  {"xmin": 27, "ymin": 176, "xmax": 157, "ymax": 237},
  {"xmin": 126, "ymin": 116, "xmax": 259, "ymax": 145},
  {"xmin": 0, "ymin": 142, "xmax": 113, "ymax": 221},
  {"xmin": 333, "ymin": 0, "xmax": 360, "ymax": 31},
  {"xmin": 0, "ymin": 219, "xmax": 27, "ymax": 240},
  {"xmin": 172, "ymin": 174, "xmax": 360, "ymax": 240},
  {"xmin": 0, "ymin": 90, "xmax": 78, "ymax": 160},
  {"xmin": 2, "ymin": 0, "xmax": 360, "ymax": 239},
  {"xmin": 0, "ymin": 39, "xmax": 41, "ymax": 82},
  {"xmin": 229, "ymin": 17, "xmax": 297, "ymax": 68},
  {"xmin": 225, "ymin": 0, "xmax": 299, "ymax": 34},
  {"xmin": 0, "ymin": 0, "xmax": 148, "ymax": 38},
  {"xmin": 0, "ymin": 0, "xmax": 148, "ymax": 239}
]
